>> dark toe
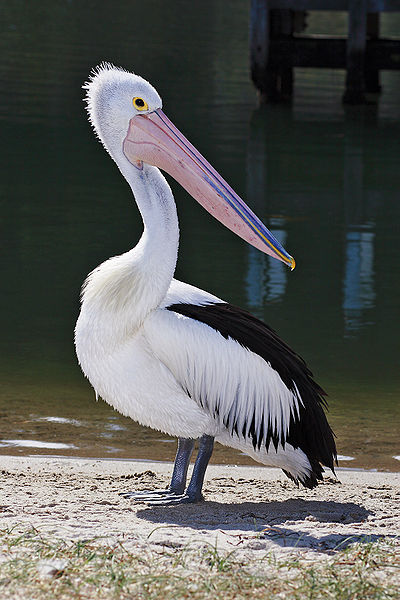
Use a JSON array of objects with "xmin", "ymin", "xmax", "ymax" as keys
[
  {"xmin": 144, "ymin": 493, "xmax": 203, "ymax": 506},
  {"xmin": 120, "ymin": 489, "xmax": 178, "ymax": 501}
]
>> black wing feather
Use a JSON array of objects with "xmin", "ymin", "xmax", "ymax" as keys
[{"xmin": 167, "ymin": 302, "xmax": 337, "ymax": 485}]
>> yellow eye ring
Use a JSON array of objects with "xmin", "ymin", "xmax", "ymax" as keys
[{"xmin": 132, "ymin": 97, "xmax": 148, "ymax": 111}]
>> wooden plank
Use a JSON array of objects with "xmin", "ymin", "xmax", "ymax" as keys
[
  {"xmin": 365, "ymin": 0, "xmax": 400, "ymax": 9},
  {"xmin": 367, "ymin": 38, "xmax": 400, "ymax": 68},
  {"xmin": 267, "ymin": 37, "xmax": 400, "ymax": 68},
  {"xmin": 269, "ymin": 0, "xmax": 348, "ymax": 8},
  {"xmin": 269, "ymin": 37, "xmax": 347, "ymax": 67},
  {"xmin": 268, "ymin": 0, "xmax": 400, "ymax": 11}
]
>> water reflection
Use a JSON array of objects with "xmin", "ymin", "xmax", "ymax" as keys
[
  {"xmin": 337, "ymin": 455, "xmax": 355, "ymax": 462},
  {"xmin": 343, "ymin": 229, "xmax": 375, "ymax": 335},
  {"xmin": 245, "ymin": 105, "xmax": 385, "ymax": 340},
  {"xmin": 245, "ymin": 107, "xmax": 289, "ymax": 308},
  {"xmin": 246, "ymin": 220, "xmax": 288, "ymax": 307},
  {"xmin": 0, "ymin": 440, "xmax": 77, "ymax": 450},
  {"xmin": 342, "ymin": 112, "xmax": 378, "ymax": 336},
  {"xmin": 36, "ymin": 416, "xmax": 82, "ymax": 426}
]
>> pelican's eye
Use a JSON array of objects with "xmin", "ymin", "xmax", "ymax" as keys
[{"xmin": 133, "ymin": 97, "xmax": 148, "ymax": 111}]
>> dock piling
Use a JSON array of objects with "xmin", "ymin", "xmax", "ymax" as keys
[
  {"xmin": 249, "ymin": 0, "xmax": 400, "ymax": 104},
  {"xmin": 343, "ymin": 0, "xmax": 368, "ymax": 104}
]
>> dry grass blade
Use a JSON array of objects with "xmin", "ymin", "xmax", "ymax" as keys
[{"xmin": 0, "ymin": 526, "xmax": 398, "ymax": 599}]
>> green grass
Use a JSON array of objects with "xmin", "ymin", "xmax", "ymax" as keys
[{"xmin": 0, "ymin": 526, "xmax": 398, "ymax": 599}]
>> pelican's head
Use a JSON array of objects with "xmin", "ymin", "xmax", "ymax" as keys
[
  {"xmin": 84, "ymin": 63, "xmax": 162, "ymax": 159},
  {"xmin": 85, "ymin": 63, "xmax": 295, "ymax": 268}
]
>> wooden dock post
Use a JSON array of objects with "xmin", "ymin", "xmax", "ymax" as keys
[
  {"xmin": 250, "ymin": 0, "xmax": 270, "ymax": 100},
  {"xmin": 250, "ymin": 1, "xmax": 296, "ymax": 101},
  {"xmin": 343, "ymin": 0, "xmax": 368, "ymax": 104},
  {"xmin": 365, "ymin": 12, "xmax": 381, "ymax": 93}
]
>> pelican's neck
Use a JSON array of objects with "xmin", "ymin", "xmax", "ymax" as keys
[
  {"xmin": 126, "ymin": 160, "xmax": 180, "ymax": 310},
  {"xmin": 80, "ymin": 154, "xmax": 179, "ymax": 339}
]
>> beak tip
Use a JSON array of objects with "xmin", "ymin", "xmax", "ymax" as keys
[{"xmin": 289, "ymin": 256, "xmax": 296, "ymax": 271}]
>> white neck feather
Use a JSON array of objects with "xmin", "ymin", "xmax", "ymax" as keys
[{"xmin": 79, "ymin": 154, "xmax": 179, "ymax": 347}]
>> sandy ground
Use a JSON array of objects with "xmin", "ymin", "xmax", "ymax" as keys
[{"xmin": 0, "ymin": 456, "xmax": 399, "ymax": 559}]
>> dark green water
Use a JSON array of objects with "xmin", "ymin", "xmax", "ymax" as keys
[{"xmin": 1, "ymin": 2, "xmax": 399, "ymax": 471}]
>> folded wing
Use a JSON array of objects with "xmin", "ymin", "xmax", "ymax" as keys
[{"xmin": 144, "ymin": 297, "xmax": 336, "ymax": 476}]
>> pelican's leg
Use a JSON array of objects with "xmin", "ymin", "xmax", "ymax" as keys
[
  {"xmin": 185, "ymin": 434, "xmax": 214, "ymax": 500},
  {"xmin": 120, "ymin": 438, "xmax": 195, "ymax": 500},
  {"xmin": 169, "ymin": 437, "xmax": 196, "ymax": 493},
  {"xmin": 146, "ymin": 434, "xmax": 214, "ymax": 505}
]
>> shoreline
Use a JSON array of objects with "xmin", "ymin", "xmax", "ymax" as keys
[
  {"xmin": 1, "ymin": 452, "xmax": 399, "ymax": 474},
  {"xmin": 0, "ymin": 455, "xmax": 399, "ymax": 560}
]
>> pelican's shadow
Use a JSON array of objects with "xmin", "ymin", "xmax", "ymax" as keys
[{"xmin": 136, "ymin": 498, "xmax": 379, "ymax": 552}]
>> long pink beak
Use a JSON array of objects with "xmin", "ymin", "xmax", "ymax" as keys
[{"xmin": 123, "ymin": 109, "xmax": 295, "ymax": 268}]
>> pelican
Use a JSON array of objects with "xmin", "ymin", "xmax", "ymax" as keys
[{"xmin": 75, "ymin": 64, "xmax": 336, "ymax": 504}]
